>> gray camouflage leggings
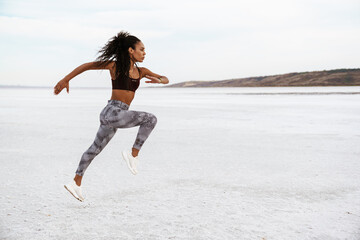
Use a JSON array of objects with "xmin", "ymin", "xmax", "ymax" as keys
[{"xmin": 75, "ymin": 100, "xmax": 157, "ymax": 176}]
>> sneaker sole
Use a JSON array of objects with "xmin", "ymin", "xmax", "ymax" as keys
[
  {"xmin": 64, "ymin": 185, "xmax": 83, "ymax": 202},
  {"xmin": 122, "ymin": 151, "xmax": 137, "ymax": 175}
]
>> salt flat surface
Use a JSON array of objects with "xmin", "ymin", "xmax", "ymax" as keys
[{"xmin": 0, "ymin": 86, "xmax": 360, "ymax": 239}]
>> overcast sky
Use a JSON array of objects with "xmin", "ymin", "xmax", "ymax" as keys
[{"xmin": 0, "ymin": 0, "xmax": 359, "ymax": 87}]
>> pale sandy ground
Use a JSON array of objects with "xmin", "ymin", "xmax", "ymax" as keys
[{"xmin": 0, "ymin": 87, "xmax": 360, "ymax": 240}]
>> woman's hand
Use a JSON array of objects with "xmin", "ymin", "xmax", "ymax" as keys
[
  {"xmin": 144, "ymin": 75, "xmax": 162, "ymax": 84},
  {"xmin": 54, "ymin": 79, "xmax": 70, "ymax": 95}
]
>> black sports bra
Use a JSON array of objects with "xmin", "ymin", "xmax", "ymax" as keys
[{"xmin": 111, "ymin": 67, "xmax": 141, "ymax": 92}]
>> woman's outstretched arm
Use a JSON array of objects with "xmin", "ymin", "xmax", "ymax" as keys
[{"xmin": 54, "ymin": 62, "xmax": 112, "ymax": 95}]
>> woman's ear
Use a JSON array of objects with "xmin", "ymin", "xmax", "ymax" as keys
[{"xmin": 128, "ymin": 47, "xmax": 134, "ymax": 54}]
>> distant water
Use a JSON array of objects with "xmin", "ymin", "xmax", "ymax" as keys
[{"xmin": 1, "ymin": 85, "xmax": 359, "ymax": 108}]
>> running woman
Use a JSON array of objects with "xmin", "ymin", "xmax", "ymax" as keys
[{"xmin": 54, "ymin": 31, "xmax": 169, "ymax": 202}]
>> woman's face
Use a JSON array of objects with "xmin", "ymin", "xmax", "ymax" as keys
[{"xmin": 129, "ymin": 41, "xmax": 146, "ymax": 63}]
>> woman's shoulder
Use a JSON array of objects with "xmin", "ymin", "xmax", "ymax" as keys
[
  {"xmin": 138, "ymin": 67, "xmax": 150, "ymax": 75},
  {"xmin": 138, "ymin": 67, "xmax": 147, "ymax": 79},
  {"xmin": 105, "ymin": 61, "xmax": 116, "ymax": 69}
]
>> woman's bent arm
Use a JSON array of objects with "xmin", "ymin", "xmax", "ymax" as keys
[
  {"xmin": 141, "ymin": 67, "xmax": 169, "ymax": 84},
  {"xmin": 54, "ymin": 62, "xmax": 112, "ymax": 95}
]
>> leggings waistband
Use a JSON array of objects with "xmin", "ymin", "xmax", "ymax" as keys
[{"xmin": 108, "ymin": 100, "xmax": 129, "ymax": 110}]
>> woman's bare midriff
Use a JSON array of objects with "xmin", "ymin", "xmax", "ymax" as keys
[
  {"xmin": 110, "ymin": 89, "xmax": 135, "ymax": 105},
  {"xmin": 108, "ymin": 64, "xmax": 141, "ymax": 105}
]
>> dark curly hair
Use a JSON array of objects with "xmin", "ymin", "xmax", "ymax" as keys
[{"xmin": 95, "ymin": 31, "xmax": 141, "ymax": 86}]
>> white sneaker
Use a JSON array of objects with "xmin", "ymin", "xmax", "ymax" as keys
[
  {"xmin": 64, "ymin": 181, "xmax": 85, "ymax": 202},
  {"xmin": 122, "ymin": 150, "xmax": 138, "ymax": 175}
]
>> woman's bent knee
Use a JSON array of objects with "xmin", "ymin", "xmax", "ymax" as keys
[{"xmin": 149, "ymin": 113, "xmax": 157, "ymax": 127}]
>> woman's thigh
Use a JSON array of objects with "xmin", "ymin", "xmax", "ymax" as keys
[{"xmin": 106, "ymin": 109, "xmax": 155, "ymax": 129}]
